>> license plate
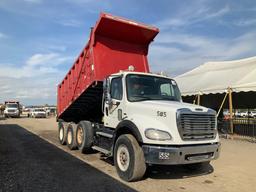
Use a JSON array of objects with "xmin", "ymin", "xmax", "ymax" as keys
[{"xmin": 159, "ymin": 152, "xmax": 170, "ymax": 160}]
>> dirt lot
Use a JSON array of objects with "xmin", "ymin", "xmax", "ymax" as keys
[{"xmin": 1, "ymin": 117, "xmax": 256, "ymax": 192}]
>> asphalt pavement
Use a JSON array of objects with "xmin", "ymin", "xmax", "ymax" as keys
[{"xmin": 0, "ymin": 123, "xmax": 136, "ymax": 192}]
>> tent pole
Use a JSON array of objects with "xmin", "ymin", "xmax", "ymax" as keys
[
  {"xmin": 228, "ymin": 87, "xmax": 234, "ymax": 134},
  {"xmin": 193, "ymin": 94, "xmax": 197, "ymax": 104},
  {"xmin": 217, "ymin": 91, "xmax": 228, "ymax": 117},
  {"xmin": 197, "ymin": 92, "xmax": 200, "ymax": 105}
]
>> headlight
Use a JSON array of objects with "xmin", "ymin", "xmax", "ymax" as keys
[{"xmin": 145, "ymin": 129, "xmax": 172, "ymax": 141}]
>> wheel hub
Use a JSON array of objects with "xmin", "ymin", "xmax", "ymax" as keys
[
  {"xmin": 120, "ymin": 152, "xmax": 128, "ymax": 165},
  {"xmin": 117, "ymin": 144, "xmax": 130, "ymax": 171}
]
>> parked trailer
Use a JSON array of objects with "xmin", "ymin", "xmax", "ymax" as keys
[{"xmin": 57, "ymin": 12, "xmax": 220, "ymax": 182}]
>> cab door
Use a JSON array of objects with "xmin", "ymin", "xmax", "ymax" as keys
[{"xmin": 104, "ymin": 76, "xmax": 124, "ymax": 128}]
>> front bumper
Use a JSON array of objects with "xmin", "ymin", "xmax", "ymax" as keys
[
  {"xmin": 4, "ymin": 112, "xmax": 20, "ymax": 117},
  {"xmin": 142, "ymin": 143, "xmax": 220, "ymax": 165},
  {"xmin": 34, "ymin": 114, "xmax": 46, "ymax": 118}
]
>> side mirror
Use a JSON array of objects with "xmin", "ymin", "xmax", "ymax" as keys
[
  {"xmin": 105, "ymin": 92, "xmax": 112, "ymax": 105},
  {"xmin": 103, "ymin": 77, "xmax": 110, "ymax": 92},
  {"xmin": 103, "ymin": 77, "xmax": 111, "ymax": 105},
  {"xmin": 112, "ymin": 100, "xmax": 120, "ymax": 106}
]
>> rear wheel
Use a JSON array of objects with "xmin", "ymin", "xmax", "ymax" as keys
[
  {"xmin": 114, "ymin": 134, "xmax": 146, "ymax": 182},
  {"xmin": 67, "ymin": 123, "xmax": 78, "ymax": 150},
  {"xmin": 76, "ymin": 121, "xmax": 94, "ymax": 153},
  {"xmin": 58, "ymin": 120, "xmax": 67, "ymax": 145}
]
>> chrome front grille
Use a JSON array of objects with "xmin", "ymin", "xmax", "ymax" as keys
[
  {"xmin": 8, "ymin": 109, "xmax": 15, "ymax": 113},
  {"xmin": 177, "ymin": 109, "xmax": 216, "ymax": 141}
]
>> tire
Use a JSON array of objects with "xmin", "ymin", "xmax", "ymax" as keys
[
  {"xmin": 76, "ymin": 121, "xmax": 94, "ymax": 153},
  {"xmin": 58, "ymin": 120, "xmax": 67, "ymax": 145},
  {"xmin": 114, "ymin": 134, "xmax": 146, "ymax": 182},
  {"xmin": 67, "ymin": 123, "xmax": 78, "ymax": 150}
]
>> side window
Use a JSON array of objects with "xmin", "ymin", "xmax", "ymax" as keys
[
  {"xmin": 110, "ymin": 77, "xmax": 123, "ymax": 100},
  {"xmin": 160, "ymin": 83, "xmax": 172, "ymax": 96}
]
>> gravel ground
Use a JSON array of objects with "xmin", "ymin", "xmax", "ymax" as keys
[
  {"xmin": 0, "ymin": 117, "xmax": 256, "ymax": 192},
  {"xmin": 0, "ymin": 121, "xmax": 135, "ymax": 192}
]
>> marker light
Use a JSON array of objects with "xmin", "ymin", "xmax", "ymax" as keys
[{"xmin": 128, "ymin": 65, "xmax": 135, "ymax": 71}]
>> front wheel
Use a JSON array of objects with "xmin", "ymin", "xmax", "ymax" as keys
[{"xmin": 114, "ymin": 134, "xmax": 146, "ymax": 182}]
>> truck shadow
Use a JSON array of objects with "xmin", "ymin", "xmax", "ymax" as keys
[
  {"xmin": 145, "ymin": 164, "xmax": 214, "ymax": 179},
  {"xmin": 0, "ymin": 124, "xmax": 137, "ymax": 192},
  {"xmin": 0, "ymin": 115, "xmax": 26, "ymax": 119},
  {"xmin": 101, "ymin": 156, "xmax": 214, "ymax": 180}
]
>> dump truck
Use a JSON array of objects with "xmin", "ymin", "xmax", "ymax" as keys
[
  {"xmin": 57, "ymin": 12, "xmax": 220, "ymax": 182},
  {"xmin": 4, "ymin": 101, "xmax": 21, "ymax": 118}
]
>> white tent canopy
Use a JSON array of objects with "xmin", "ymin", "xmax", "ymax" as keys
[{"xmin": 175, "ymin": 56, "xmax": 256, "ymax": 96}]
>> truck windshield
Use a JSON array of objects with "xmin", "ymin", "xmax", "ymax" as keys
[
  {"xmin": 126, "ymin": 74, "xmax": 181, "ymax": 102},
  {"xmin": 6, "ymin": 104, "xmax": 18, "ymax": 108}
]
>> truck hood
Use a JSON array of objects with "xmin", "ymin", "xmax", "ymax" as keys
[
  {"xmin": 34, "ymin": 111, "xmax": 46, "ymax": 114},
  {"xmin": 126, "ymin": 100, "xmax": 218, "ymax": 145},
  {"xmin": 133, "ymin": 100, "xmax": 211, "ymax": 113},
  {"xmin": 5, "ymin": 107, "xmax": 18, "ymax": 110}
]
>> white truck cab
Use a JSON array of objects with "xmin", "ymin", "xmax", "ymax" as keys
[
  {"xmin": 103, "ymin": 71, "xmax": 220, "ymax": 175},
  {"xmin": 4, "ymin": 101, "xmax": 20, "ymax": 118}
]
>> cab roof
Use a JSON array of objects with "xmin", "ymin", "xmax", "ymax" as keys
[{"xmin": 111, "ymin": 71, "xmax": 173, "ymax": 80}]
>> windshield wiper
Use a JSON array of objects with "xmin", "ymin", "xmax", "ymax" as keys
[
  {"xmin": 130, "ymin": 96, "xmax": 178, "ymax": 102},
  {"xmin": 161, "ymin": 98, "xmax": 176, "ymax": 101},
  {"xmin": 131, "ymin": 95, "xmax": 152, "ymax": 102}
]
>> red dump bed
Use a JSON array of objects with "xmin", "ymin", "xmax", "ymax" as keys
[{"xmin": 57, "ymin": 12, "xmax": 159, "ymax": 122}]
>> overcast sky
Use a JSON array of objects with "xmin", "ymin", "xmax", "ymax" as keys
[{"xmin": 0, "ymin": 0, "xmax": 256, "ymax": 105}]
